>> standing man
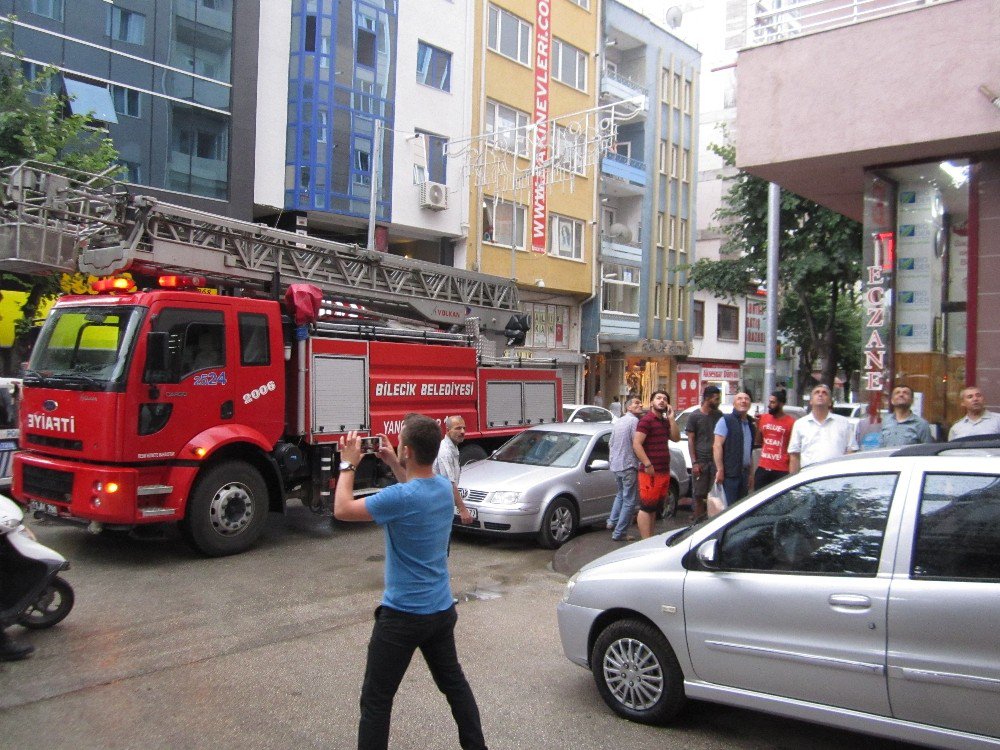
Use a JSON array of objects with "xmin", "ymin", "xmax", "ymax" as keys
[
  {"xmin": 712, "ymin": 392, "xmax": 756, "ymax": 504},
  {"xmin": 687, "ymin": 385, "xmax": 722, "ymax": 521},
  {"xmin": 335, "ymin": 415, "xmax": 488, "ymax": 750},
  {"xmin": 593, "ymin": 390, "xmax": 605, "ymax": 408},
  {"xmin": 434, "ymin": 415, "xmax": 473, "ymax": 524},
  {"xmin": 788, "ymin": 384, "xmax": 858, "ymax": 473},
  {"xmin": 608, "ymin": 396, "xmax": 623, "ymax": 420},
  {"xmin": 632, "ymin": 390, "xmax": 681, "ymax": 539},
  {"xmin": 754, "ymin": 390, "xmax": 796, "ymax": 490},
  {"xmin": 881, "ymin": 385, "xmax": 933, "ymax": 447},
  {"xmin": 949, "ymin": 385, "xmax": 1000, "ymax": 440},
  {"xmin": 606, "ymin": 396, "xmax": 643, "ymax": 542}
]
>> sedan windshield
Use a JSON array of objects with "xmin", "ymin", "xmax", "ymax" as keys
[
  {"xmin": 25, "ymin": 305, "xmax": 144, "ymax": 391},
  {"xmin": 492, "ymin": 430, "xmax": 591, "ymax": 468}
]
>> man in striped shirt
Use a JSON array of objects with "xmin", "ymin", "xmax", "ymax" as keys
[{"xmin": 632, "ymin": 390, "xmax": 681, "ymax": 539}]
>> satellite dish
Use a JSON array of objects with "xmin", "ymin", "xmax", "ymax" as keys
[
  {"xmin": 665, "ymin": 6, "xmax": 683, "ymax": 29},
  {"xmin": 608, "ymin": 223, "xmax": 633, "ymax": 243}
]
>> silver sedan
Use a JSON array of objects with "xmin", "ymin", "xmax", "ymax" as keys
[{"xmin": 455, "ymin": 423, "xmax": 686, "ymax": 548}]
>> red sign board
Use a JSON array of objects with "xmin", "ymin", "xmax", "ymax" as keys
[{"xmin": 531, "ymin": 0, "xmax": 551, "ymax": 253}]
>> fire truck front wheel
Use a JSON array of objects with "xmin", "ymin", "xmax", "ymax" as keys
[{"xmin": 181, "ymin": 461, "xmax": 269, "ymax": 557}]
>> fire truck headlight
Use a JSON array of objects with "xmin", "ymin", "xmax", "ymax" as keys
[{"xmin": 486, "ymin": 491, "xmax": 521, "ymax": 505}]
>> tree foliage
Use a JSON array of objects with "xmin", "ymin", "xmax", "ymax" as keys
[
  {"xmin": 0, "ymin": 26, "xmax": 120, "ymax": 374},
  {"xmin": 688, "ymin": 140, "xmax": 862, "ymax": 397}
]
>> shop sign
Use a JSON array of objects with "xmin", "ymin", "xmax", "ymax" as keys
[
  {"xmin": 861, "ymin": 173, "xmax": 896, "ymax": 402},
  {"xmin": 701, "ymin": 366, "xmax": 740, "ymax": 381},
  {"xmin": 639, "ymin": 339, "xmax": 690, "ymax": 355},
  {"xmin": 745, "ymin": 298, "xmax": 766, "ymax": 354}
]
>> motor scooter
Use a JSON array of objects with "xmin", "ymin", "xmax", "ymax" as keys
[{"xmin": 0, "ymin": 494, "xmax": 74, "ymax": 631}]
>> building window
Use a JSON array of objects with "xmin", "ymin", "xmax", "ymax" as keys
[
  {"xmin": 353, "ymin": 136, "xmax": 372, "ymax": 186},
  {"xmin": 672, "ymin": 73, "xmax": 681, "ymax": 105},
  {"xmin": 487, "ymin": 4, "xmax": 531, "ymax": 65},
  {"xmin": 21, "ymin": 62, "xmax": 59, "ymax": 95},
  {"xmin": 683, "ymin": 79, "xmax": 692, "ymax": 112},
  {"xmin": 567, "ymin": 0, "xmax": 590, "ymax": 8},
  {"xmin": 677, "ymin": 288, "xmax": 686, "ymax": 321},
  {"xmin": 109, "ymin": 85, "xmax": 140, "ymax": 118},
  {"xmin": 670, "ymin": 144, "xmax": 679, "ymax": 177},
  {"xmin": 658, "ymin": 140, "xmax": 667, "ymax": 173},
  {"xmin": 552, "ymin": 38, "xmax": 587, "ymax": 91},
  {"xmin": 679, "ymin": 218, "xmax": 689, "ymax": 251},
  {"xmin": 549, "ymin": 214, "xmax": 584, "ymax": 260},
  {"xmin": 718, "ymin": 304, "xmax": 739, "ymax": 340},
  {"xmin": 485, "ymin": 99, "xmax": 529, "ymax": 157},
  {"xmin": 414, "ymin": 131, "xmax": 448, "ymax": 184},
  {"xmin": 523, "ymin": 302, "xmax": 570, "ymax": 349},
  {"xmin": 602, "ymin": 263, "xmax": 640, "ymax": 315},
  {"xmin": 416, "ymin": 42, "xmax": 451, "ymax": 92},
  {"xmin": 666, "ymin": 285, "xmax": 674, "ymax": 319},
  {"xmin": 107, "ymin": 6, "xmax": 146, "ymax": 44},
  {"xmin": 693, "ymin": 300, "xmax": 704, "ymax": 337},
  {"xmin": 669, "ymin": 217, "xmax": 676, "ymax": 249},
  {"xmin": 661, "ymin": 69, "xmax": 670, "ymax": 101},
  {"xmin": 681, "ymin": 148, "xmax": 690, "ymax": 181},
  {"xmin": 317, "ymin": 109, "xmax": 328, "ymax": 143},
  {"xmin": 28, "ymin": 0, "xmax": 63, "ymax": 21},
  {"xmin": 483, "ymin": 199, "xmax": 526, "ymax": 249},
  {"xmin": 656, "ymin": 212, "xmax": 664, "ymax": 247},
  {"xmin": 653, "ymin": 283, "xmax": 662, "ymax": 319},
  {"xmin": 118, "ymin": 160, "xmax": 141, "ymax": 183}
]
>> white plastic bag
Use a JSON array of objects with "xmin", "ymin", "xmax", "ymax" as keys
[{"xmin": 707, "ymin": 483, "xmax": 727, "ymax": 517}]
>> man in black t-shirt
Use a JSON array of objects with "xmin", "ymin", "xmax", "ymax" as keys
[{"xmin": 686, "ymin": 385, "xmax": 723, "ymax": 522}]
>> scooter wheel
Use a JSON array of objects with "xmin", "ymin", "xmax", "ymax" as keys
[{"xmin": 18, "ymin": 576, "xmax": 74, "ymax": 629}]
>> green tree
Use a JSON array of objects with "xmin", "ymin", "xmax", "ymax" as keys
[
  {"xmin": 0, "ymin": 25, "xmax": 120, "ymax": 374},
  {"xmin": 688, "ymin": 140, "xmax": 862, "ymax": 398}
]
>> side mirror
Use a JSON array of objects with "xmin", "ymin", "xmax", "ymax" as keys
[
  {"xmin": 696, "ymin": 539, "xmax": 720, "ymax": 569},
  {"xmin": 587, "ymin": 459, "xmax": 610, "ymax": 472},
  {"xmin": 144, "ymin": 332, "xmax": 174, "ymax": 383}
]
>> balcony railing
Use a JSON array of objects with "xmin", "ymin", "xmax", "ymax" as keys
[
  {"xmin": 602, "ymin": 68, "xmax": 648, "ymax": 97},
  {"xmin": 744, "ymin": 0, "xmax": 952, "ymax": 47},
  {"xmin": 602, "ymin": 152, "xmax": 647, "ymax": 187}
]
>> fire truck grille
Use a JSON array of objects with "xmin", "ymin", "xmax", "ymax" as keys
[
  {"xmin": 22, "ymin": 464, "xmax": 74, "ymax": 503},
  {"xmin": 26, "ymin": 433, "xmax": 84, "ymax": 451}
]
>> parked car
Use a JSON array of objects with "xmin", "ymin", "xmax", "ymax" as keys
[
  {"xmin": 562, "ymin": 404, "xmax": 614, "ymax": 423},
  {"xmin": 557, "ymin": 440, "xmax": 1000, "ymax": 749},
  {"xmin": 455, "ymin": 423, "xmax": 688, "ymax": 548}
]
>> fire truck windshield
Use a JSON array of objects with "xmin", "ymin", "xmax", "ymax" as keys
[{"xmin": 24, "ymin": 305, "xmax": 144, "ymax": 391}]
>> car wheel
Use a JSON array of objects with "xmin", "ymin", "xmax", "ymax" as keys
[
  {"xmin": 591, "ymin": 619, "xmax": 686, "ymax": 725},
  {"xmin": 658, "ymin": 480, "xmax": 679, "ymax": 519},
  {"xmin": 536, "ymin": 497, "xmax": 577, "ymax": 549}
]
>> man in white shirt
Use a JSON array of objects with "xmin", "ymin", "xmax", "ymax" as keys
[
  {"xmin": 949, "ymin": 386, "xmax": 1000, "ymax": 440},
  {"xmin": 788, "ymin": 384, "xmax": 858, "ymax": 472},
  {"xmin": 433, "ymin": 416, "xmax": 473, "ymax": 524}
]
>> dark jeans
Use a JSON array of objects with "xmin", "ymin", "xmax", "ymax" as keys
[
  {"xmin": 722, "ymin": 467, "xmax": 750, "ymax": 506},
  {"xmin": 359, "ymin": 604, "xmax": 487, "ymax": 750},
  {"xmin": 754, "ymin": 466, "xmax": 788, "ymax": 491}
]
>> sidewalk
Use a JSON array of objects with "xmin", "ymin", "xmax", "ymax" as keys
[{"xmin": 552, "ymin": 504, "xmax": 696, "ymax": 577}]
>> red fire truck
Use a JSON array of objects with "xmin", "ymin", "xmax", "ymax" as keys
[{"xmin": 0, "ymin": 164, "xmax": 560, "ymax": 556}]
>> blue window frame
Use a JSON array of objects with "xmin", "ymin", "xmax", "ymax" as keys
[{"xmin": 416, "ymin": 42, "xmax": 451, "ymax": 92}]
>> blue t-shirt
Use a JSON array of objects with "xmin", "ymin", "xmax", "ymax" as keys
[{"xmin": 364, "ymin": 475, "xmax": 454, "ymax": 615}]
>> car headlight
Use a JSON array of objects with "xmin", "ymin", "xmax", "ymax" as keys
[
  {"xmin": 486, "ymin": 490, "xmax": 521, "ymax": 505},
  {"xmin": 562, "ymin": 572, "xmax": 579, "ymax": 603}
]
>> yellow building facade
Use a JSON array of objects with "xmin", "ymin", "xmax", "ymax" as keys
[{"xmin": 467, "ymin": 0, "xmax": 601, "ymax": 400}]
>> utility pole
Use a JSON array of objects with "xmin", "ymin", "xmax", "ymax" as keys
[{"xmin": 764, "ymin": 181, "xmax": 780, "ymax": 401}]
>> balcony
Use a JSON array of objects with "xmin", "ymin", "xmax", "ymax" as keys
[
  {"xmin": 601, "ymin": 68, "xmax": 648, "ymax": 106},
  {"xmin": 743, "ymin": 0, "xmax": 945, "ymax": 48},
  {"xmin": 601, "ymin": 152, "xmax": 646, "ymax": 192},
  {"xmin": 600, "ymin": 233, "xmax": 642, "ymax": 263}
]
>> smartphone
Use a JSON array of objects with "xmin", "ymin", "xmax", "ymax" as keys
[{"xmin": 360, "ymin": 436, "xmax": 382, "ymax": 454}]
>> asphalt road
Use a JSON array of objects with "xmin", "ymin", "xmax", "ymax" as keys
[{"xmin": 0, "ymin": 506, "xmax": 921, "ymax": 750}]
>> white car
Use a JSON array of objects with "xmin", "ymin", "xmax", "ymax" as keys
[{"xmin": 562, "ymin": 404, "xmax": 614, "ymax": 423}]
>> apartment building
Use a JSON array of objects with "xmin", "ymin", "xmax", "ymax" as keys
[{"xmin": 580, "ymin": 0, "xmax": 700, "ymax": 408}]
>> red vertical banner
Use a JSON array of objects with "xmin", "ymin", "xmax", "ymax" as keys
[
  {"xmin": 675, "ymin": 367, "xmax": 701, "ymax": 411},
  {"xmin": 531, "ymin": 0, "xmax": 551, "ymax": 254}
]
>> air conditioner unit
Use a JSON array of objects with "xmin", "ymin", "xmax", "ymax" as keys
[{"xmin": 419, "ymin": 181, "xmax": 448, "ymax": 210}]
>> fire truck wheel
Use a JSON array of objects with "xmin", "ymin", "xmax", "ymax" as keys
[
  {"xmin": 181, "ymin": 461, "xmax": 268, "ymax": 557},
  {"xmin": 537, "ymin": 497, "xmax": 577, "ymax": 549},
  {"xmin": 458, "ymin": 443, "xmax": 488, "ymax": 465}
]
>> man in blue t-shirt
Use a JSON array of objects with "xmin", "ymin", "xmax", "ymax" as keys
[{"xmin": 335, "ymin": 414, "xmax": 487, "ymax": 750}]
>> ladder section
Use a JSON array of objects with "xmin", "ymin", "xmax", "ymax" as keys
[{"xmin": 0, "ymin": 163, "xmax": 521, "ymax": 331}]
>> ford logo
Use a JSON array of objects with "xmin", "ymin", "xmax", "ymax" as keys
[{"xmin": 43, "ymin": 400, "xmax": 58, "ymax": 412}]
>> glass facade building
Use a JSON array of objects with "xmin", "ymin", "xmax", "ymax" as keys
[
  {"xmin": 1, "ymin": 0, "xmax": 248, "ymax": 210},
  {"xmin": 285, "ymin": 0, "xmax": 396, "ymax": 220}
]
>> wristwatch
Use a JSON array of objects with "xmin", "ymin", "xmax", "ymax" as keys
[{"xmin": 338, "ymin": 460, "xmax": 356, "ymax": 472}]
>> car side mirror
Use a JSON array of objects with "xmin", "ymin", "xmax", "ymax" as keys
[
  {"xmin": 587, "ymin": 459, "xmax": 610, "ymax": 472},
  {"xmin": 696, "ymin": 539, "xmax": 720, "ymax": 569}
]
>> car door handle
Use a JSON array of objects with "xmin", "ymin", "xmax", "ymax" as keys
[{"xmin": 829, "ymin": 594, "xmax": 871, "ymax": 609}]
